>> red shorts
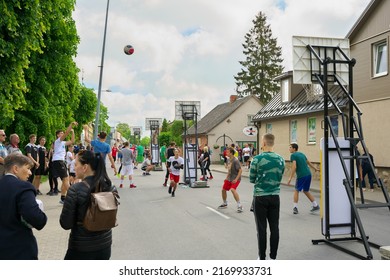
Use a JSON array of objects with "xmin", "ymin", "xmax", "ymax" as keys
[
  {"xmin": 222, "ymin": 179, "xmax": 240, "ymax": 191},
  {"xmin": 170, "ymin": 173, "xmax": 180, "ymax": 183}
]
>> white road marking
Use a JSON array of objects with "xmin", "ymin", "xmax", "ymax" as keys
[
  {"xmin": 206, "ymin": 206, "xmax": 230, "ymax": 220},
  {"xmin": 149, "ymin": 199, "xmax": 165, "ymax": 203}
]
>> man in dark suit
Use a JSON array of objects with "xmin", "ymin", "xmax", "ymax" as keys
[{"xmin": 0, "ymin": 153, "xmax": 47, "ymax": 260}]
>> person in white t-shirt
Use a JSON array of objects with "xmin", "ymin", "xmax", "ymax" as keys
[
  {"xmin": 167, "ymin": 149, "xmax": 184, "ymax": 197},
  {"xmin": 242, "ymin": 144, "xmax": 251, "ymax": 169},
  {"xmin": 66, "ymin": 145, "xmax": 75, "ymax": 185},
  {"xmin": 52, "ymin": 121, "xmax": 77, "ymax": 204}
]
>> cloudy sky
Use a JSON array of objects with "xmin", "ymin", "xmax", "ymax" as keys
[{"xmin": 73, "ymin": 0, "xmax": 371, "ymax": 136}]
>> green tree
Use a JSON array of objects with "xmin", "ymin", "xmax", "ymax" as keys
[
  {"xmin": 169, "ymin": 120, "xmax": 184, "ymax": 146},
  {"xmin": 140, "ymin": 136, "xmax": 150, "ymax": 148},
  {"xmin": 1, "ymin": 0, "xmax": 85, "ymax": 146},
  {"xmin": 161, "ymin": 118, "xmax": 169, "ymax": 132},
  {"xmin": 75, "ymin": 87, "xmax": 98, "ymax": 133},
  {"xmin": 234, "ymin": 11, "xmax": 284, "ymax": 104},
  {"xmin": 98, "ymin": 104, "xmax": 111, "ymax": 135},
  {"xmin": 159, "ymin": 131, "xmax": 172, "ymax": 147},
  {"xmin": 116, "ymin": 123, "xmax": 131, "ymax": 140},
  {"xmin": 0, "ymin": 0, "xmax": 45, "ymax": 127}
]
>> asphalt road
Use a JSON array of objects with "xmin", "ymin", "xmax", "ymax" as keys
[{"xmin": 109, "ymin": 166, "xmax": 389, "ymax": 260}]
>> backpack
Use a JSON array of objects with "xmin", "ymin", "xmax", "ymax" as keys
[{"xmin": 83, "ymin": 181, "xmax": 120, "ymax": 232}]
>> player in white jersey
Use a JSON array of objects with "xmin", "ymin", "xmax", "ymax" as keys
[{"xmin": 167, "ymin": 149, "xmax": 184, "ymax": 197}]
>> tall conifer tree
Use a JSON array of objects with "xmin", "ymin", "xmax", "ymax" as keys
[{"xmin": 234, "ymin": 12, "xmax": 284, "ymax": 104}]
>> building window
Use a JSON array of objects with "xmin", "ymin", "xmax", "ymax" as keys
[
  {"xmin": 307, "ymin": 117, "xmax": 316, "ymax": 144},
  {"xmin": 247, "ymin": 114, "xmax": 255, "ymax": 126},
  {"xmin": 373, "ymin": 40, "xmax": 388, "ymax": 77},
  {"xmin": 290, "ymin": 120, "xmax": 297, "ymax": 143},
  {"xmin": 266, "ymin": 123, "xmax": 272, "ymax": 133},
  {"xmin": 281, "ymin": 79, "xmax": 289, "ymax": 103}
]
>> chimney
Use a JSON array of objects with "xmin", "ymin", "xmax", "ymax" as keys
[{"xmin": 229, "ymin": 95, "xmax": 237, "ymax": 103}]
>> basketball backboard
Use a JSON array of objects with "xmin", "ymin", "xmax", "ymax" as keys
[
  {"xmin": 292, "ymin": 36, "xmax": 350, "ymax": 85},
  {"xmin": 131, "ymin": 126, "xmax": 142, "ymax": 136},
  {"xmin": 175, "ymin": 101, "xmax": 201, "ymax": 121},
  {"xmin": 145, "ymin": 118, "xmax": 162, "ymax": 131}
]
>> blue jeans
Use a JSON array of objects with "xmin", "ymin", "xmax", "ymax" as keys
[{"xmin": 253, "ymin": 195, "xmax": 280, "ymax": 260}]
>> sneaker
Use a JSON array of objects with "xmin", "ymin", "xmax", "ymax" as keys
[
  {"xmin": 46, "ymin": 191, "xmax": 53, "ymax": 195},
  {"xmin": 134, "ymin": 166, "xmax": 137, "ymax": 169},
  {"xmin": 145, "ymin": 172, "xmax": 151, "ymax": 175},
  {"xmin": 237, "ymin": 206, "xmax": 243, "ymax": 213},
  {"xmin": 168, "ymin": 186, "xmax": 172, "ymax": 194},
  {"xmin": 163, "ymin": 183, "xmax": 167, "ymax": 187},
  {"xmin": 218, "ymin": 203, "xmax": 227, "ymax": 209},
  {"xmin": 36, "ymin": 189, "xmax": 43, "ymax": 195},
  {"xmin": 293, "ymin": 207, "xmax": 299, "ymax": 214},
  {"xmin": 119, "ymin": 184, "xmax": 123, "ymax": 188},
  {"xmin": 142, "ymin": 172, "xmax": 146, "ymax": 176},
  {"xmin": 209, "ymin": 175, "xmax": 213, "ymax": 180},
  {"xmin": 310, "ymin": 205, "xmax": 320, "ymax": 212},
  {"xmin": 130, "ymin": 184, "xmax": 137, "ymax": 188},
  {"xmin": 171, "ymin": 191, "xmax": 175, "ymax": 197}
]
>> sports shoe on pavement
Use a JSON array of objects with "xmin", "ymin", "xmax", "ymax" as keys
[
  {"xmin": 293, "ymin": 207, "xmax": 299, "ymax": 214},
  {"xmin": 130, "ymin": 184, "xmax": 137, "ymax": 188},
  {"xmin": 36, "ymin": 189, "xmax": 43, "ymax": 195},
  {"xmin": 168, "ymin": 186, "xmax": 172, "ymax": 194},
  {"xmin": 119, "ymin": 184, "xmax": 123, "ymax": 188},
  {"xmin": 163, "ymin": 183, "xmax": 167, "ymax": 187},
  {"xmin": 237, "ymin": 206, "xmax": 243, "ymax": 213},
  {"xmin": 171, "ymin": 191, "xmax": 175, "ymax": 197},
  {"xmin": 310, "ymin": 205, "xmax": 320, "ymax": 212},
  {"xmin": 145, "ymin": 172, "xmax": 151, "ymax": 175},
  {"xmin": 209, "ymin": 175, "xmax": 213, "ymax": 180},
  {"xmin": 218, "ymin": 203, "xmax": 227, "ymax": 209}
]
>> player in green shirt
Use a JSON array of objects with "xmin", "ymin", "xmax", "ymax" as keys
[
  {"xmin": 250, "ymin": 133, "xmax": 285, "ymax": 260},
  {"xmin": 287, "ymin": 143, "xmax": 319, "ymax": 214},
  {"xmin": 136, "ymin": 145, "xmax": 145, "ymax": 166},
  {"xmin": 160, "ymin": 144, "xmax": 167, "ymax": 165}
]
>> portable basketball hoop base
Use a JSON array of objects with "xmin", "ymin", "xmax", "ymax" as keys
[
  {"xmin": 154, "ymin": 165, "xmax": 163, "ymax": 171},
  {"xmin": 190, "ymin": 180, "xmax": 209, "ymax": 188},
  {"xmin": 292, "ymin": 35, "xmax": 390, "ymax": 260}
]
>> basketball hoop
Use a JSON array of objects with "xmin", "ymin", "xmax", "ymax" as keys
[{"xmin": 303, "ymin": 84, "xmax": 322, "ymax": 102}]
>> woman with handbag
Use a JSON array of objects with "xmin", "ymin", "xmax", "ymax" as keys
[{"xmin": 60, "ymin": 150, "xmax": 117, "ymax": 260}]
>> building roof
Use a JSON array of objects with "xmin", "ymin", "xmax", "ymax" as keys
[
  {"xmin": 187, "ymin": 95, "xmax": 262, "ymax": 135},
  {"xmin": 253, "ymin": 86, "xmax": 349, "ymax": 121},
  {"xmin": 345, "ymin": 0, "xmax": 379, "ymax": 39}
]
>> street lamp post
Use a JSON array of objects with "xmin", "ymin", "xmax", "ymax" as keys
[{"xmin": 94, "ymin": 0, "xmax": 110, "ymax": 140}]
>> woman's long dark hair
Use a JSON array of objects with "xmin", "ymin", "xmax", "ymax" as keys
[{"xmin": 77, "ymin": 150, "xmax": 112, "ymax": 192}]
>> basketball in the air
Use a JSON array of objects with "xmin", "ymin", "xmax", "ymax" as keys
[{"xmin": 124, "ymin": 45, "xmax": 134, "ymax": 55}]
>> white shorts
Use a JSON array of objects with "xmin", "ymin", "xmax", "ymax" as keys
[{"xmin": 120, "ymin": 164, "xmax": 134, "ymax": 176}]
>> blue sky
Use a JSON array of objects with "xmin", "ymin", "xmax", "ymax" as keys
[{"xmin": 73, "ymin": 0, "xmax": 371, "ymax": 137}]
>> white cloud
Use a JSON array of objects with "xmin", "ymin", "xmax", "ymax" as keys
[{"xmin": 73, "ymin": 0, "xmax": 371, "ymax": 137}]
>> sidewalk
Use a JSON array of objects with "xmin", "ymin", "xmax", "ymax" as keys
[{"xmin": 211, "ymin": 163, "xmax": 389, "ymax": 203}]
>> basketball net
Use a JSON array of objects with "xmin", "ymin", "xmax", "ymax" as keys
[{"xmin": 303, "ymin": 84, "xmax": 322, "ymax": 102}]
